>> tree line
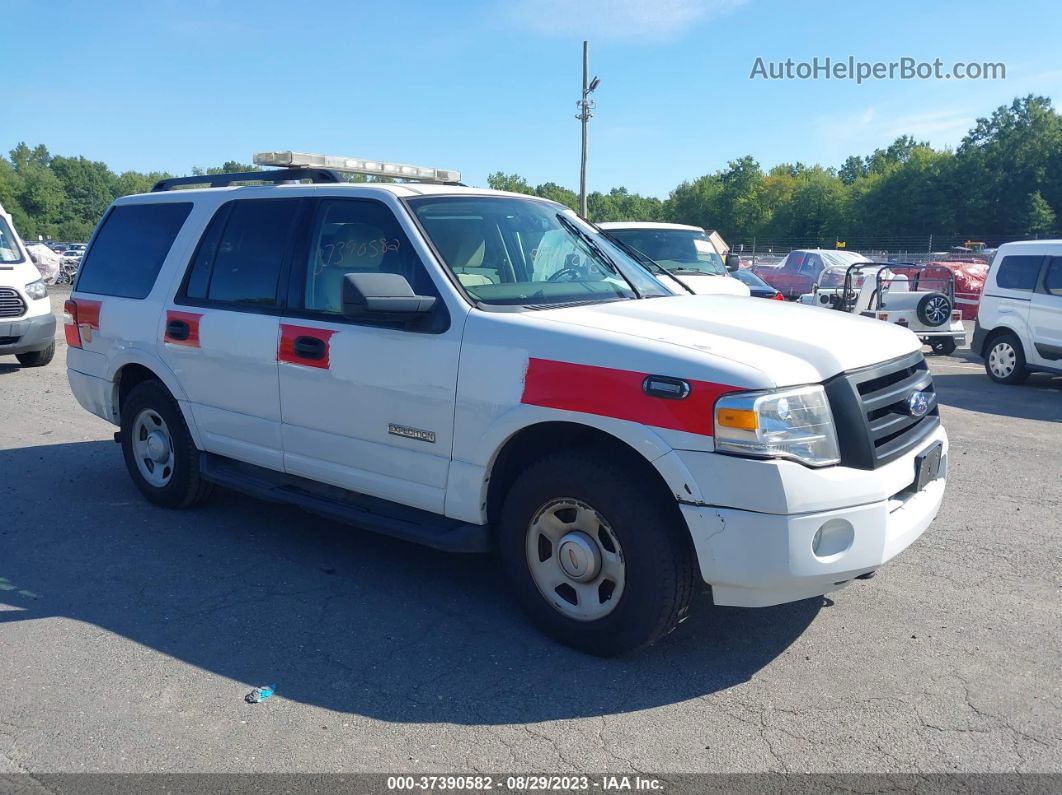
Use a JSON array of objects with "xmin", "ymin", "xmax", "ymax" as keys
[{"xmin": 1, "ymin": 95, "xmax": 1059, "ymax": 246}]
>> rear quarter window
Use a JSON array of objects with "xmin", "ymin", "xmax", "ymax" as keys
[
  {"xmin": 77, "ymin": 202, "xmax": 192, "ymax": 298},
  {"xmin": 994, "ymin": 255, "xmax": 1043, "ymax": 291}
]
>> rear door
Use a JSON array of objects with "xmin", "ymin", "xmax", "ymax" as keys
[
  {"xmin": 159, "ymin": 197, "xmax": 303, "ymax": 471},
  {"xmin": 277, "ymin": 196, "xmax": 464, "ymax": 514},
  {"xmin": 986, "ymin": 253, "xmax": 1041, "ymax": 351},
  {"xmin": 1029, "ymin": 256, "xmax": 1062, "ymax": 367}
]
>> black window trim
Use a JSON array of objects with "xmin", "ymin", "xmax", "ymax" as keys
[
  {"xmin": 173, "ymin": 197, "xmax": 307, "ymax": 316},
  {"xmin": 282, "ymin": 196, "xmax": 451, "ymax": 335}
]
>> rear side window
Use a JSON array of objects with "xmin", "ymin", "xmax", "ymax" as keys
[
  {"xmin": 77, "ymin": 203, "xmax": 192, "ymax": 298},
  {"xmin": 183, "ymin": 199, "xmax": 300, "ymax": 307},
  {"xmin": 994, "ymin": 255, "xmax": 1043, "ymax": 291}
]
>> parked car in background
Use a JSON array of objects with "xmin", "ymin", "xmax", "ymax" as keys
[
  {"xmin": 0, "ymin": 202, "xmax": 56, "ymax": 366},
  {"xmin": 753, "ymin": 249, "xmax": 866, "ymax": 300},
  {"xmin": 598, "ymin": 222, "xmax": 751, "ymax": 297},
  {"xmin": 729, "ymin": 266, "xmax": 784, "ymax": 300},
  {"xmin": 972, "ymin": 240, "xmax": 1062, "ymax": 383}
]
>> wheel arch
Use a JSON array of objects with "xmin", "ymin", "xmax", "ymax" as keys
[
  {"xmin": 110, "ymin": 356, "xmax": 203, "ymax": 449},
  {"xmin": 981, "ymin": 323, "xmax": 1025, "ymax": 358},
  {"xmin": 484, "ymin": 421, "xmax": 698, "ymax": 545}
]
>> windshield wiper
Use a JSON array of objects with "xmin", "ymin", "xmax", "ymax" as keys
[
  {"xmin": 556, "ymin": 214, "xmax": 642, "ymax": 299},
  {"xmin": 596, "ymin": 229, "xmax": 695, "ymax": 295}
]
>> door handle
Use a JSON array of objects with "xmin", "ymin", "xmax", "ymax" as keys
[
  {"xmin": 166, "ymin": 319, "xmax": 190, "ymax": 341},
  {"xmin": 293, "ymin": 336, "xmax": 326, "ymax": 360}
]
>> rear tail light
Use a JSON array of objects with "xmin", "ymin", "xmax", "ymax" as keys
[
  {"xmin": 773, "ymin": 292, "xmax": 784, "ymax": 301},
  {"xmin": 951, "ymin": 310, "xmax": 962, "ymax": 321},
  {"xmin": 64, "ymin": 299, "xmax": 82, "ymax": 348},
  {"xmin": 877, "ymin": 312, "xmax": 889, "ymax": 321}
]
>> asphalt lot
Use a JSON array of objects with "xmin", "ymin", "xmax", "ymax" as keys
[{"xmin": 0, "ymin": 291, "xmax": 1059, "ymax": 775}]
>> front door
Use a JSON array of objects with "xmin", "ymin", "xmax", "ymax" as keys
[{"xmin": 278, "ymin": 197, "xmax": 465, "ymax": 514}]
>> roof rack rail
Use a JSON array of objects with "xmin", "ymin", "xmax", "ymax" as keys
[{"xmin": 151, "ymin": 168, "xmax": 342, "ymax": 192}]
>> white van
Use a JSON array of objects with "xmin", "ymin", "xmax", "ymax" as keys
[
  {"xmin": 0, "ymin": 203, "xmax": 56, "ymax": 366},
  {"xmin": 972, "ymin": 240, "xmax": 1062, "ymax": 384}
]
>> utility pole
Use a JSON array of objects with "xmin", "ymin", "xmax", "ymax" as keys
[{"xmin": 576, "ymin": 41, "xmax": 599, "ymax": 218}]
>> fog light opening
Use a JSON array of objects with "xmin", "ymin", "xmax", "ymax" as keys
[{"xmin": 812, "ymin": 519, "xmax": 855, "ymax": 560}]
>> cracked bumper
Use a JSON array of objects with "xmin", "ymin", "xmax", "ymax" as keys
[{"xmin": 678, "ymin": 430, "xmax": 948, "ymax": 608}]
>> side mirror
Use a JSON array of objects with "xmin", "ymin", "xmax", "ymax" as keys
[
  {"xmin": 342, "ymin": 272, "xmax": 436, "ymax": 320},
  {"xmin": 725, "ymin": 252, "xmax": 740, "ymax": 272}
]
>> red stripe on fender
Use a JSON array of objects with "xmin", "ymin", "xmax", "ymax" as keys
[
  {"xmin": 164, "ymin": 310, "xmax": 203, "ymax": 347},
  {"xmin": 521, "ymin": 358, "xmax": 742, "ymax": 436},
  {"xmin": 278, "ymin": 323, "xmax": 335, "ymax": 369}
]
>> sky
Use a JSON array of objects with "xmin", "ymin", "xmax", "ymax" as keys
[{"xmin": 4, "ymin": 0, "xmax": 1062, "ymax": 197}]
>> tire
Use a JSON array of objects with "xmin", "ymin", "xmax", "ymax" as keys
[
  {"xmin": 120, "ymin": 380, "xmax": 213, "ymax": 508},
  {"xmin": 984, "ymin": 332, "xmax": 1029, "ymax": 385},
  {"xmin": 15, "ymin": 342, "xmax": 55, "ymax": 367},
  {"xmin": 917, "ymin": 292, "xmax": 952, "ymax": 327},
  {"xmin": 499, "ymin": 451, "xmax": 697, "ymax": 656},
  {"xmin": 930, "ymin": 338, "xmax": 957, "ymax": 356}
]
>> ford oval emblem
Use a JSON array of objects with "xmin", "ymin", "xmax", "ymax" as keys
[{"xmin": 907, "ymin": 390, "xmax": 930, "ymax": 417}]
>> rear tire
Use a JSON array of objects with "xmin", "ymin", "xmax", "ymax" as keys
[
  {"xmin": 120, "ymin": 380, "xmax": 213, "ymax": 508},
  {"xmin": 985, "ymin": 332, "xmax": 1029, "ymax": 385},
  {"xmin": 16, "ymin": 342, "xmax": 55, "ymax": 367},
  {"xmin": 499, "ymin": 451, "xmax": 697, "ymax": 656}
]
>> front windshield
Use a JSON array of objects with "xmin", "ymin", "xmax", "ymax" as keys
[
  {"xmin": 605, "ymin": 228, "xmax": 726, "ymax": 276},
  {"xmin": 0, "ymin": 216, "xmax": 25, "ymax": 264},
  {"xmin": 408, "ymin": 196, "xmax": 671, "ymax": 306}
]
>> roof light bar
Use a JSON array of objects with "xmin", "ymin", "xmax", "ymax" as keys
[{"xmin": 253, "ymin": 151, "xmax": 461, "ymax": 184}]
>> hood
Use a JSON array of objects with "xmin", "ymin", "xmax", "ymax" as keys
[
  {"xmin": 535, "ymin": 294, "xmax": 921, "ymax": 387},
  {"xmin": 671, "ymin": 272, "xmax": 750, "ymax": 297}
]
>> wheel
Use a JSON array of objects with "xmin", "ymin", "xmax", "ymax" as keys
[
  {"xmin": 15, "ymin": 342, "xmax": 55, "ymax": 367},
  {"xmin": 120, "ymin": 380, "xmax": 213, "ymax": 508},
  {"xmin": 499, "ymin": 451, "xmax": 697, "ymax": 656},
  {"xmin": 985, "ymin": 333, "xmax": 1029, "ymax": 385},
  {"xmin": 917, "ymin": 292, "xmax": 952, "ymax": 327},
  {"xmin": 930, "ymin": 338, "xmax": 957, "ymax": 356}
]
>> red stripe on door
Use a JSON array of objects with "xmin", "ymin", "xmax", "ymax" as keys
[
  {"xmin": 164, "ymin": 310, "xmax": 203, "ymax": 347},
  {"xmin": 521, "ymin": 358, "xmax": 742, "ymax": 436},
  {"xmin": 278, "ymin": 324, "xmax": 335, "ymax": 369}
]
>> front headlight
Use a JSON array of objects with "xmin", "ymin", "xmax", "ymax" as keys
[
  {"xmin": 24, "ymin": 279, "xmax": 48, "ymax": 300},
  {"xmin": 714, "ymin": 385, "xmax": 840, "ymax": 467}
]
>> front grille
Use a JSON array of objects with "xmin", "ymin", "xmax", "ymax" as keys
[
  {"xmin": 0, "ymin": 287, "xmax": 26, "ymax": 318},
  {"xmin": 824, "ymin": 351, "xmax": 940, "ymax": 470}
]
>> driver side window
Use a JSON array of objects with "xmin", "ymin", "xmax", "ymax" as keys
[{"xmin": 301, "ymin": 199, "xmax": 436, "ymax": 314}]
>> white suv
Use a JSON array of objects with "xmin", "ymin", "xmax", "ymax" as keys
[
  {"xmin": 972, "ymin": 240, "xmax": 1062, "ymax": 384},
  {"xmin": 0, "ymin": 202, "xmax": 56, "ymax": 366},
  {"xmin": 66, "ymin": 153, "xmax": 948, "ymax": 655}
]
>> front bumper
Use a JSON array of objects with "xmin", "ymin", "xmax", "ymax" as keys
[
  {"xmin": 677, "ymin": 426, "xmax": 947, "ymax": 607},
  {"xmin": 0, "ymin": 310, "xmax": 56, "ymax": 354}
]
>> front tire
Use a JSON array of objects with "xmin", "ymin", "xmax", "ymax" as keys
[
  {"xmin": 985, "ymin": 333, "xmax": 1029, "ymax": 385},
  {"xmin": 499, "ymin": 451, "xmax": 697, "ymax": 656},
  {"xmin": 16, "ymin": 342, "xmax": 55, "ymax": 367},
  {"xmin": 120, "ymin": 380, "xmax": 213, "ymax": 508}
]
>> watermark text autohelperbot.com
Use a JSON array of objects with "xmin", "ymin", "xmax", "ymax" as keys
[{"xmin": 750, "ymin": 56, "xmax": 1005, "ymax": 84}]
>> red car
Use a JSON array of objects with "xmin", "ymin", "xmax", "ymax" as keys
[{"xmin": 751, "ymin": 249, "xmax": 867, "ymax": 300}]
